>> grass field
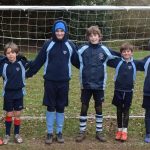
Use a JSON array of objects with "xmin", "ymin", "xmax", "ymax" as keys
[{"xmin": 0, "ymin": 50, "xmax": 150, "ymax": 149}]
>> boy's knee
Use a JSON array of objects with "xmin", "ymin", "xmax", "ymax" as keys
[
  {"xmin": 94, "ymin": 102, "xmax": 102, "ymax": 114},
  {"xmin": 80, "ymin": 103, "xmax": 89, "ymax": 116},
  {"xmin": 14, "ymin": 111, "xmax": 21, "ymax": 117},
  {"xmin": 94, "ymin": 101, "xmax": 102, "ymax": 108},
  {"xmin": 6, "ymin": 112, "xmax": 13, "ymax": 117},
  {"xmin": 145, "ymin": 109, "xmax": 150, "ymax": 118}
]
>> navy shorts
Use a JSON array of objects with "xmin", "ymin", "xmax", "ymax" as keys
[
  {"xmin": 81, "ymin": 89, "xmax": 104, "ymax": 105},
  {"xmin": 112, "ymin": 90, "xmax": 133, "ymax": 108},
  {"xmin": 142, "ymin": 95, "xmax": 150, "ymax": 109},
  {"xmin": 43, "ymin": 80, "xmax": 69, "ymax": 110},
  {"xmin": 3, "ymin": 98, "xmax": 24, "ymax": 112}
]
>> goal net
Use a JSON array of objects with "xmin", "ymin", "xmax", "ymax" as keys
[
  {"xmin": 0, "ymin": 6, "xmax": 150, "ymax": 52},
  {"xmin": 0, "ymin": 6, "xmax": 149, "ymax": 118}
]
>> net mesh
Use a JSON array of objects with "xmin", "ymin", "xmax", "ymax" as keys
[{"xmin": 0, "ymin": 7, "xmax": 150, "ymax": 54}]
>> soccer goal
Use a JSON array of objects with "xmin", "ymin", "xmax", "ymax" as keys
[
  {"xmin": 0, "ymin": 6, "xmax": 150, "ymax": 119},
  {"xmin": 0, "ymin": 6, "xmax": 150, "ymax": 53}
]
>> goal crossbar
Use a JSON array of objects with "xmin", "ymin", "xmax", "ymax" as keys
[{"xmin": 0, "ymin": 5, "xmax": 150, "ymax": 11}]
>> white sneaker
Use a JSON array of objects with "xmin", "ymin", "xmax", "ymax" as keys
[
  {"xmin": 3, "ymin": 135, "xmax": 10, "ymax": 145},
  {"xmin": 14, "ymin": 134, "xmax": 23, "ymax": 143}
]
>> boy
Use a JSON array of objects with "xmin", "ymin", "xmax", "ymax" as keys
[
  {"xmin": 26, "ymin": 20, "xmax": 79, "ymax": 144},
  {"xmin": 136, "ymin": 55, "xmax": 150, "ymax": 143},
  {"xmin": 76, "ymin": 26, "xmax": 120, "ymax": 142},
  {"xmin": 0, "ymin": 42, "xmax": 30, "ymax": 145},
  {"xmin": 107, "ymin": 42, "xmax": 142, "ymax": 141}
]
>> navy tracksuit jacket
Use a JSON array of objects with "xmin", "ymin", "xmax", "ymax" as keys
[
  {"xmin": 137, "ymin": 56, "xmax": 150, "ymax": 96},
  {"xmin": 0, "ymin": 56, "xmax": 30, "ymax": 99},
  {"xmin": 78, "ymin": 43, "xmax": 120, "ymax": 90},
  {"xmin": 107, "ymin": 57, "xmax": 144, "ymax": 92},
  {"xmin": 26, "ymin": 21, "xmax": 79, "ymax": 81}
]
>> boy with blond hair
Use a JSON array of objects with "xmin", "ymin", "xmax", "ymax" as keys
[{"xmin": 76, "ymin": 26, "xmax": 120, "ymax": 142}]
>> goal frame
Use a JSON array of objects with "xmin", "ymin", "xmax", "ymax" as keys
[{"xmin": 0, "ymin": 5, "xmax": 150, "ymax": 11}]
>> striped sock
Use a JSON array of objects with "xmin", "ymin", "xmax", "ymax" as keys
[
  {"xmin": 96, "ymin": 114, "xmax": 103, "ymax": 132},
  {"xmin": 79, "ymin": 116, "xmax": 87, "ymax": 132}
]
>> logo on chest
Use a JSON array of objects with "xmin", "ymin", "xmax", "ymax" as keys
[
  {"xmin": 128, "ymin": 65, "xmax": 132, "ymax": 70},
  {"xmin": 16, "ymin": 67, "xmax": 20, "ymax": 71},
  {"xmin": 63, "ymin": 50, "xmax": 67, "ymax": 55},
  {"xmin": 99, "ymin": 53, "xmax": 104, "ymax": 60}
]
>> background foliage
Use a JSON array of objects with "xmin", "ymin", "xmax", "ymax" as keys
[{"xmin": 0, "ymin": 0, "xmax": 150, "ymax": 6}]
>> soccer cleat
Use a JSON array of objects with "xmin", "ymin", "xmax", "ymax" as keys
[
  {"xmin": 14, "ymin": 134, "xmax": 23, "ymax": 144},
  {"xmin": 96, "ymin": 131, "xmax": 106, "ymax": 142},
  {"xmin": 3, "ymin": 135, "xmax": 10, "ymax": 145},
  {"xmin": 0, "ymin": 138, "xmax": 3, "ymax": 145},
  {"xmin": 45, "ymin": 133, "xmax": 53, "ymax": 144},
  {"xmin": 56, "ymin": 132, "xmax": 64, "ymax": 143},
  {"xmin": 120, "ymin": 132, "xmax": 127, "ymax": 141},
  {"xmin": 115, "ymin": 131, "xmax": 122, "ymax": 140},
  {"xmin": 144, "ymin": 134, "xmax": 150, "ymax": 143},
  {"xmin": 76, "ymin": 131, "xmax": 86, "ymax": 142}
]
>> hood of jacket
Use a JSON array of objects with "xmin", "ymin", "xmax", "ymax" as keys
[{"xmin": 51, "ymin": 20, "xmax": 68, "ymax": 42}]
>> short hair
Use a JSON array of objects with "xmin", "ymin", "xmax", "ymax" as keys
[
  {"xmin": 4, "ymin": 42, "xmax": 19, "ymax": 55},
  {"xmin": 85, "ymin": 26, "xmax": 102, "ymax": 40},
  {"xmin": 120, "ymin": 42, "xmax": 133, "ymax": 53}
]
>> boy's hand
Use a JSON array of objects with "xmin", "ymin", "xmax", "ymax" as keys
[{"xmin": 17, "ymin": 55, "xmax": 27, "ymax": 61}]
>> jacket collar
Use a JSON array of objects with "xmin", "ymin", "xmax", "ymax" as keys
[{"xmin": 121, "ymin": 57, "xmax": 133, "ymax": 62}]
